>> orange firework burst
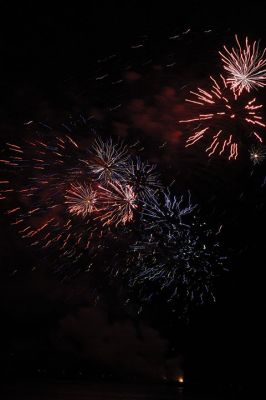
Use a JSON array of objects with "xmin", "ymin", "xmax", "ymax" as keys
[
  {"xmin": 180, "ymin": 75, "xmax": 265, "ymax": 160},
  {"xmin": 65, "ymin": 182, "xmax": 98, "ymax": 218}
]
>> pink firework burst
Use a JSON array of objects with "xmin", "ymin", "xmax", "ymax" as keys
[
  {"xmin": 180, "ymin": 75, "xmax": 265, "ymax": 160},
  {"xmin": 219, "ymin": 35, "xmax": 266, "ymax": 95},
  {"xmin": 98, "ymin": 181, "xmax": 138, "ymax": 227}
]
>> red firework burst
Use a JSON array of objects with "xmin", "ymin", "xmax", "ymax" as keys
[{"xmin": 179, "ymin": 75, "xmax": 265, "ymax": 160}]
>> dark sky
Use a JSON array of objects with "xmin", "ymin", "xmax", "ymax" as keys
[{"xmin": 0, "ymin": 1, "xmax": 266, "ymax": 393}]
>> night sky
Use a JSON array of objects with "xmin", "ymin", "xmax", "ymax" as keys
[{"xmin": 0, "ymin": 2, "xmax": 266, "ymax": 396}]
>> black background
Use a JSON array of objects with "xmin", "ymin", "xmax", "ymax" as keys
[{"xmin": 0, "ymin": 1, "xmax": 266, "ymax": 394}]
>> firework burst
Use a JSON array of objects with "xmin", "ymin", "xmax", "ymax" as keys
[
  {"xmin": 123, "ymin": 157, "xmax": 162, "ymax": 199},
  {"xmin": 219, "ymin": 35, "xmax": 266, "ymax": 95},
  {"xmin": 99, "ymin": 181, "xmax": 138, "ymax": 227},
  {"xmin": 84, "ymin": 137, "xmax": 129, "ymax": 181},
  {"xmin": 180, "ymin": 75, "xmax": 265, "ymax": 160},
  {"xmin": 249, "ymin": 145, "xmax": 266, "ymax": 165},
  {"xmin": 0, "ymin": 136, "xmax": 132, "ymax": 268},
  {"xmin": 0, "ymin": 129, "xmax": 229, "ymax": 313},
  {"xmin": 127, "ymin": 192, "xmax": 226, "ymax": 306},
  {"xmin": 65, "ymin": 182, "xmax": 99, "ymax": 218}
]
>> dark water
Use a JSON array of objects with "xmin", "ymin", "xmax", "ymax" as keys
[{"xmin": 0, "ymin": 382, "xmax": 237, "ymax": 399}]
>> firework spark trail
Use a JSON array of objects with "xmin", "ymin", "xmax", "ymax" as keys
[
  {"xmin": 180, "ymin": 75, "xmax": 265, "ymax": 159},
  {"xmin": 140, "ymin": 189, "xmax": 197, "ymax": 230},
  {"xmin": 0, "ymin": 136, "xmax": 106, "ymax": 264},
  {"xmin": 219, "ymin": 35, "xmax": 266, "ymax": 95}
]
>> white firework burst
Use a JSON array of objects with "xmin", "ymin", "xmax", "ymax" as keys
[
  {"xmin": 219, "ymin": 35, "xmax": 266, "ymax": 95},
  {"xmin": 83, "ymin": 138, "xmax": 129, "ymax": 181},
  {"xmin": 249, "ymin": 145, "xmax": 266, "ymax": 165}
]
